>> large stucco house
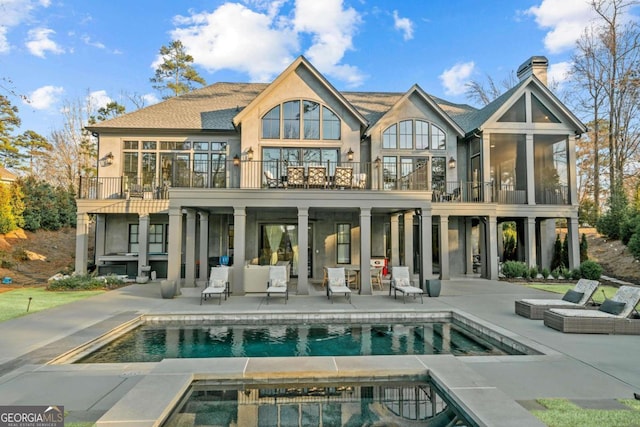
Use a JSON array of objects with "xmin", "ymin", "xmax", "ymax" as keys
[{"xmin": 76, "ymin": 55, "xmax": 585, "ymax": 295}]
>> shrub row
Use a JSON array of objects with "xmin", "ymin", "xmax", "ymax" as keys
[
  {"xmin": 501, "ymin": 259, "xmax": 602, "ymax": 280},
  {"xmin": 46, "ymin": 274, "xmax": 124, "ymax": 291}
]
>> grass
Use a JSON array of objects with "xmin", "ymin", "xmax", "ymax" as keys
[
  {"xmin": 532, "ymin": 398, "xmax": 640, "ymax": 427},
  {"xmin": 525, "ymin": 283, "xmax": 619, "ymax": 304},
  {"xmin": 0, "ymin": 287, "xmax": 104, "ymax": 322}
]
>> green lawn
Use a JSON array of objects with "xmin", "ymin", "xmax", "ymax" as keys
[
  {"xmin": 525, "ymin": 283, "xmax": 618, "ymax": 304},
  {"xmin": 532, "ymin": 398, "xmax": 640, "ymax": 427},
  {"xmin": 0, "ymin": 287, "xmax": 104, "ymax": 322}
]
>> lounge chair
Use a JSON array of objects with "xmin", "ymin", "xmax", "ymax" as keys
[
  {"xmin": 543, "ymin": 285, "xmax": 640, "ymax": 334},
  {"xmin": 515, "ymin": 278, "xmax": 599, "ymax": 319},
  {"xmin": 266, "ymin": 265, "xmax": 288, "ymax": 304},
  {"xmin": 389, "ymin": 266, "xmax": 423, "ymax": 303},
  {"xmin": 264, "ymin": 170, "xmax": 283, "ymax": 188},
  {"xmin": 201, "ymin": 266, "xmax": 230, "ymax": 305},
  {"xmin": 326, "ymin": 267, "xmax": 352, "ymax": 303}
]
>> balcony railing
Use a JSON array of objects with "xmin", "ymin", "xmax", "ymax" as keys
[{"xmin": 76, "ymin": 160, "xmax": 570, "ymax": 206}]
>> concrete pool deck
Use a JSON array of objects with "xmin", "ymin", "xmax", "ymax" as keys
[{"xmin": 0, "ymin": 277, "xmax": 638, "ymax": 425}]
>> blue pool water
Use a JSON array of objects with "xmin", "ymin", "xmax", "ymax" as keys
[{"xmin": 78, "ymin": 321, "xmax": 522, "ymax": 363}]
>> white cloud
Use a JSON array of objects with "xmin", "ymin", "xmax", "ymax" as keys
[
  {"xmin": 167, "ymin": 0, "xmax": 364, "ymax": 87},
  {"xmin": 392, "ymin": 10, "xmax": 414, "ymax": 41},
  {"xmin": 81, "ymin": 35, "xmax": 105, "ymax": 49},
  {"xmin": 439, "ymin": 61, "xmax": 475, "ymax": 96},
  {"xmin": 0, "ymin": 0, "xmax": 51, "ymax": 53},
  {"xmin": 142, "ymin": 93, "xmax": 160, "ymax": 105},
  {"xmin": 87, "ymin": 90, "xmax": 112, "ymax": 110},
  {"xmin": 526, "ymin": 0, "xmax": 596, "ymax": 53},
  {"xmin": 26, "ymin": 27, "xmax": 64, "ymax": 57},
  {"xmin": 27, "ymin": 85, "xmax": 64, "ymax": 110},
  {"xmin": 0, "ymin": 27, "xmax": 9, "ymax": 53}
]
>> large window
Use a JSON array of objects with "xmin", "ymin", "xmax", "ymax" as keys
[
  {"xmin": 128, "ymin": 224, "xmax": 139, "ymax": 253},
  {"xmin": 382, "ymin": 120, "xmax": 446, "ymax": 150},
  {"xmin": 149, "ymin": 224, "xmax": 167, "ymax": 253},
  {"xmin": 262, "ymin": 100, "xmax": 340, "ymax": 140},
  {"xmin": 337, "ymin": 224, "xmax": 351, "ymax": 264}
]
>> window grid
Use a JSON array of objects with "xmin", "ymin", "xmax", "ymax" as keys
[
  {"xmin": 128, "ymin": 224, "xmax": 139, "ymax": 253},
  {"xmin": 336, "ymin": 223, "xmax": 351, "ymax": 264},
  {"xmin": 261, "ymin": 101, "xmax": 341, "ymax": 140}
]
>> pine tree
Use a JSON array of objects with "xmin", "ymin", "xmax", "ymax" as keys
[
  {"xmin": 551, "ymin": 234, "xmax": 563, "ymax": 271},
  {"xmin": 150, "ymin": 40, "xmax": 206, "ymax": 99},
  {"xmin": 580, "ymin": 233, "xmax": 589, "ymax": 263}
]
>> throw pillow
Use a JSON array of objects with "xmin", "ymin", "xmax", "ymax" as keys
[
  {"xmin": 561, "ymin": 289, "xmax": 584, "ymax": 304},
  {"xmin": 598, "ymin": 299, "xmax": 626, "ymax": 315},
  {"xmin": 395, "ymin": 278, "xmax": 410, "ymax": 288},
  {"xmin": 212, "ymin": 279, "xmax": 226, "ymax": 288},
  {"xmin": 272, "ymin": 279, "xmax": 286, "ymax": 288},
  {"xmin": 329, "ymin": 278, "xmax": 344, "ymax": 287}
]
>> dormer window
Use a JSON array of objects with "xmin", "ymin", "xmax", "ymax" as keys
[{"xmin": 262, "ymin": 100, "xmax": 340, "ymax": 140}]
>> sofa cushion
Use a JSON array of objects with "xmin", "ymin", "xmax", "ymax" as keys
[{"xmin": 562, "ymin": 289, "xmax": 584, "ymax": 304}]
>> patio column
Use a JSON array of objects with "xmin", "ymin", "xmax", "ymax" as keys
[
  {"xmin": 360, "ymin": 207, "xmax": 372, "ymax": 295},
  {"xmin": 421, "ymin": 213, "xmax": 433, "ymax": 281},
  {"xmin": 199, "ymin": 212, "xmax": 209, "ymax": 285},
  {"xmin": 403, "ymin": 211, "xmax": 414, "ymax": 273},
  {"xmin": 74, "ymin": 212, "xmax": 89, "ymax": 275},
  {"xmin": 390, "ymin": 214, "xmax": 400, "ymax": 267},
  {"xmin": 526, "ymin": 133, "xmax": 535, "ymax": 204},
  {"xmin": 95, "ymin": 214, "xmax": 106, "ymax": 261},
  {"xmin": 567, "ymin": 216, "xmax": 580, "ymax": 269},
  {"xmin": 568, "ymin": 135, "xmax": 578, "ymax": 205},
  {"xmin": 233, "ymin": 207, "xmax": 246, "ymax": 295},
  {"xmin": 137, "ymin": 214, "xmax": 149, "ymax": 277},
  {"xmin": 297, "ymin": 207, "xmax": 309, "ymax": 295},
  {"xmin": 525, "ymin": 217, "xmax": 537, "ymax": 268},
  {"xmin": 487, "ymin": 216, "xmax": 499, "ymax": 280},
  {"xmin": 464, "ymin": 218, "xmax": 473, "ymax": 274},
  {"xmin": 439, "ymin": 216, "xmax": 450, "ymax": 280},
  {"xmin": 184, "ymin": 209, "xmax": 196, "ymax": 287},
  {"xmin": 167, "ymin": 208, "xmax": 183, "ymax": 288}
]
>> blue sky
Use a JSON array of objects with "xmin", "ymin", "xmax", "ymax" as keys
[{"xmin": 0, "ymin": 0, "xmax": 620, "ymax": 137}]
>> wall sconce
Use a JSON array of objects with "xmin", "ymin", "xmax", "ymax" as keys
[
  {"xmin": 347, "ymin": 148, "xmax": 354, "ymax": 162},
  {"xmin": 233, "ymin": 154, "xmax": 240, "ymax": 166},
  {"xmin": 448, "ymin": 156, "xmax": 456, "ymax": 169},
  {"xmin": 374, "ymin": 156, "xmax": 381, "ymax": 168},
  {"xmin": 105, "ymin": 152, "xmax": 114, "ymax": 165},
  {"xmin": 247, "ymin": 147, "xmax": 254, "ymax": 161}
]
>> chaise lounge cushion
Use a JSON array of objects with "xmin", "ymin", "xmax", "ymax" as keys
[
  {"xmin": 562, "ymin": 290, "xmax": 584, "ymax": 303},
  {"xmin": 211, "ymin": 279, "xmax": 226, "ymax": 288},
  {"xmin": 599, "ymin": 299, "xmax": 626, "ymax": 315}
]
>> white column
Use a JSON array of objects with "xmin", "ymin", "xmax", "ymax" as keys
[
  {"xmin": 167, "ymin": 208, "xmax": 183, "ymax": 287},
  {"xmin": 487, "ymin": 216, "xmax": 499, "ymax": 279},
  {"xmin": 297, "ymin": 207, "xmax": 309, "ymax": 295},
  {"xmin": 567, "ymin": 216, "xmax": 580, "ymax": 269},
  {"xmin": 464, "ymin": 218, "xmax": 473, "ymax": 274},
  {"xmin": 138, "ymin": 214, "xmax": 150, "ymax": 277},
  {"xmin": 403, "ymin": 212, "xmax": 414, "ymax": 272},
  {"xmin": 439, "ymin": 216, "xmax": 450, "ymax": 279},
  {"xmin": 360, "ymin": 207, "xmax": 372, "ymax": 295},
  {"xmin": 422, "ymin": 213, "xmax": 433, "ymax": 281},
  {"xmin": 568, "ymin": 135, "xmax": 578, "ymax": 205},
  {"xmin": 184, "ymin": 209, "xmax": 196, "ymax": 287},
  {"xmin": 95, "ymin": 214, "xmax": 106, "ymax": 261},
  {"xmin": 525, "ymin": 217, "xmax": 537, "ymax": 268},
  {"xmin": 75, "ymin": 212, "xmax": 89, "ymax": 274},
  {"xmin": 526, "ymin": 134, "xmax": 535, "ymax": 204},
  {"xmin": 390, "ymin": 214, "xmax": 400, "ymax": 267},
  {"xmin": 233, "ymin": 207, "xmax": 246, "ymax": 295},
  {"xmin": 199, "ymin": 212, "xmax": 209, "ymax": 286}
]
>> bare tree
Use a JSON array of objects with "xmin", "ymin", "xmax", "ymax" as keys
[{"xmin": 465, "ymin": 72, "xmax": 518, "ymax": 106}]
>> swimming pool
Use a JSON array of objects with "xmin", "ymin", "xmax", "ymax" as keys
[{"xmin": 74, "ymin": 311, "xmax": 533, "ymax": 363}]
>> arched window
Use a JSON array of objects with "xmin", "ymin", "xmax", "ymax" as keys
[
  {"xmin": 415, "ymin": 120, "xmax": 429, "ymax": 149},
  {"xmin": 261, "ymin": 100, "xmax": 341, "ymax": 140},
  {"xmin": 383, "ymin": 124, "xmax": 397, "ymax": 149},
  {"xmin": 399, "ymin": 120, "xmax": 412, "ymax": 149},
  {"xmin": 431, "ymin": 125, "xmax": 446, "ymax": 150},
  {"xmin": 382, "ymin": 120, "xmax": 446, "ymax": 150}
]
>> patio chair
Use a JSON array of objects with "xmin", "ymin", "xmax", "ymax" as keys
[
  {"xmin": 286, "ymin": 166, "xmax": 305, "ymax": 188},
  {"xmin": 266, "ymin": 265, "xmax": 289, "ymax": 304},
  {"xmin": 307, "ymin": 166, "xmax": 327, "ymax": 188},
  {"xmin": 389, "ymin": 266, "xmax": 423, "ymax": 304},
  {"xmin": 201, "ymin": 266, "xmax": 230, "ymax": 305},
  {"xmin": 264, "ymin": 170, "xmax": 283, "ymax": 188},
  {"xmin": 352, "ymin": 173, "xmax": 367, "ymax": 189},
  {"xmin": 334, "ymin": 167, "xmax": 353, "ymax": 189},
  {"xmin": 326, "ymin": 267, "xmax": 352, "ymax": 303},
  {"xmin": 543, "ymin": 285, "xmax": 640, "ymax": 334},
  {"xmin": 515, "ymin": 278, "xmax": 599, "ymax": 319}
]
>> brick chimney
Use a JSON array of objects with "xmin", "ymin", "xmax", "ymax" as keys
[{"xmin": 517, "ymin": 56, "xmax": 548, "ymax": 85}]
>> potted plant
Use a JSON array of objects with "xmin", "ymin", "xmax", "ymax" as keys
[{"xmin": 426, "ymin": 278, "xmax": 441, "ymax": 297}]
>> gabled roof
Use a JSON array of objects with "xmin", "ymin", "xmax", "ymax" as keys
[
  {"xmin": 232, "ymin": 56, "xmax": 368, "ymax": 128},
  {"xmin": 363, "ymin": 84, "xmax": 466, "ymax": 137}
]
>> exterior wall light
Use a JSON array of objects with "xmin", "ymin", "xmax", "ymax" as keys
[
  {"xmin": 347, "ymin": 148, "xmax": 354, "ymax": 162},
  {"xmin": 247, "ymin": 147, "xmax": 254, "ymax": 161},
  {"xmin": 448, "ymin": 156, "xmax": 456, "ymax": 169},
  {"xmin": 374, "ymin": 156, "xmax": 381, "ymax": 168},
  {"xmin": 106, "ymin": 152, "xmax": 114, "ymax": 165},
  {"xmin": 233, "ymin": 154, "xmax": 240, "ymax": 166}
]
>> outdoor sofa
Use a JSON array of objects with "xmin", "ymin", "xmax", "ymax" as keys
[
  {"xmin": 515, "ymin": 278, "xmax": 599, "ymax": 319},
  {"xmin": 543, "ymin": 285, "xmax": 640, "ymax": 334}
]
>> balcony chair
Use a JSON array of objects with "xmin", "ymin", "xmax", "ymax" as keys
[
  {"xmin": 266, "ymin": 265, "xmax": 289, "ymax": 304},
  {"xmin": 389, "ymin": 266, "xmax": 423, "ymax": 303},
  {"xmin": 515, "ymin": 278, "xmax": 599, "ymax": 319},
  {"xmin": 352, "ymin": 173, "xmax": 367, "ymax": 189},
  {"xmin": 334, "ymin": 167, "xmax": 353, "ymax": 189},
  {"xmin": 286, "ymin": 166, "xmax": 305, "ymax": 188},
  {"xmin": 307, "ymin": 166, "xmax": 327, "ymax": 188},
  {"xmin": 264, "ymin": 170, "xmax": 283, "ymax": 188},
  {"xmin": 201, "ymin": 266, "xmax": 230, "ymax": 305},
  {"xmin": 543, "ymin": 286, "xmax": 640, "ymax": 334}
]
